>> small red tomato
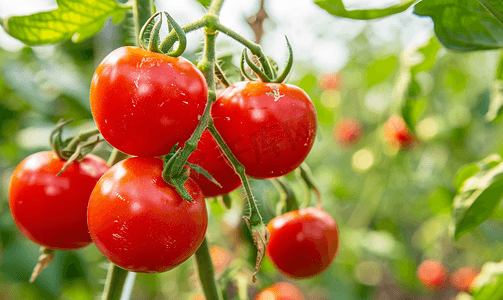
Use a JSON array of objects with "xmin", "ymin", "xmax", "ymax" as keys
[
  {"xmin": 417, "ymin": 260, "xmax": 448, "ymax": 290},
  {"xmin": 334, "ymin": 118, "xmax": 363, "ymax": 147},
  {"xmin": 451, "ymin": 267, "xmax": 479, "ymax": 292},
  {"xmin": 88, "ymin": 157, "xmax": 207, "ymax": 273},
  {"xmin": 266, "ymin": 207, "xmax": 339, "ymax": 278},
  {"xmin": 9, "ymin": 151, "xmax": 109, "ymax": 250},
  {"xmin": 187, "ymin": 130, "xmax": 241, "ymax": 198},
  {"xmin": 90, "ymin": 46, "xmax": 208, "ymax": 157},
  {"xmin": 384, "ymin": 115, "xmax": 415, "ymax": 149},
  {"xmin": 255, "ymin": 282, "xmax": 305, "ymax": 300},
  {"xmin": 318, "ymin": 72, "xmax": 341, "ymax": 91},
  {"xmin": 212, "ymin": 81, "xmax": 317, "ymax": 179}
]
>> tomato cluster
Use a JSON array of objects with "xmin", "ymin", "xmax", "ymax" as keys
[{"xmin": 9, "ymin": 41, "xmax": 320, "ymax": 281}]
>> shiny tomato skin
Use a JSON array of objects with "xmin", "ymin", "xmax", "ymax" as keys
[
  {"xmin": 90, "ymin": 46, "xmax": 208, "ymax": 157},
  {"xmin": 211, "ymin": 81, "xmax": 317, "ymax": 179},
  {"xmin": 255, "ymin": 282, "xmax": 305, "ymax": 300},
  {"xmin": 88, "ymin": 157, "xmax": 207, "ymax": 273},
  {"xmin": 266, "ymin": 207, "xmax": 339, "ymax": 278},
  {"xmin": 9, "ymin": 151, "xmax": 109, "ymax": 250},
  {"xmin": 187, "ymin": 130, "xmax": 241, "ymax": 198}
]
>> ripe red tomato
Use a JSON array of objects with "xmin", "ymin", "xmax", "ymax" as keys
[
  {"xmin": 266, "ymin": 207, "xmax": 339, "ymax": 278},
  {"xmin": 450, "ymin": 267, "xmax": 479, "ymax": 292},
  {"xmin": 334, "ymin": 118, "xmax": 363, "ymax": 147},
  {"xmin": 9, "ymin": 151, "xmax": 109, "ymax": 250},
  {"xmin": 211, "ymin": 81, "xmax": 317, "ymax": 179},
  {"xmin": 187, "ymin": 130, "xmax": 241, "ymax": 198},
  {"xmin": 90, "ymin": 46, "xmax": 208, "ymax": 157},
  {"xmin": 417, "ymin": 260, "xmax": 448, "ymax": 290},
  {"xmin": 255, "ymin": 282, "xmax": 305, "ymax": 300},
  {"xmin": 88, "ymin": 157, "xmax": 207, "ymax": 273},
  {"xmin": 384, "ymin": 115, "xmax": 415, "ymax": 149}
]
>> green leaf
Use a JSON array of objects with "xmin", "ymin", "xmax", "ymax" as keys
[
  {"xmin": 477, "ymin": 0, "xmax": 503, "ymax": 26},
  {"xmin": 455, "ymin": 164, "xmax": 482, "ymax": 192},
  {"xmin": 453, "ymin": 158, "xmax": 503, "ymax": 240},
  {"xmin": 2, "ymin": 0, "xmax": 130, "ymax": 45},
  {"xmin": 454, "ymin": 154, "xmax": 502, "ymax": 192},
  {"xmin": 472, "ymin": 260, "xmax": 503, "ymax": 299},
  {"xmin": 314, "ymin": 0, "xmax": 417, "ymax": 20},
  {"xmin": 414, "ymin": 0, "xmax": 503, "ymax": 51},
  {"xmin": 366, "ymin": 56, "xmax": 398, "ymax": 87}
]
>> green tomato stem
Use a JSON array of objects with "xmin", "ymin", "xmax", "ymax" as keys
[
  {"xmin": 272, "ymin": 177, "xmax": 299, "ymax": 216},
  {"xmin": 168, "ymin": 29, "xmax": 218, "ymax": 184},
  {"xmin": 215, "ymin": 62, "xmax": 230, "ymax": 88},
  {"xmin": 207, "ymin": 122, "xmax": 268, "ymax": 282},
  {"xmin": 212, "ymin": 21, "xmax": 274, "ymax": 80},
  {"xmin": 208, "ymin": 0, "xmax": 225, "ymax": 15},
  {"xmin": 195, "ymin": 238, "xmax": 224, "ymax": 300},
  {"xmin": 101, "ymin": 264, "xmax": 129, "ymax": 300},
  {"xmin": 132, "ymin": 0, "xmax": 155, "ymax": 47},
  {"xmin": 63, "ymin": 128, "xmax": 101, "ymax": 153},
  {"xmin": 158, "ymin": 19, "xmax": 207, "ymax": 53},
  {"xmin": 207, "ymin": 123, "xmax": 263, "ymax": 226}
]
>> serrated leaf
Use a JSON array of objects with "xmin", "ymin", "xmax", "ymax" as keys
[
  {"xmin": 414, "ymin": 0, "xmax": 503, "ymax": 51},
  {"xmin": 485, "ymin": 81, "xmax": 503, "ymax": 122},
  {"xmin": 472, "ymin": 260, "xmax": 503, "ymax": 299},
  {"xmin": 453, "ymin": 160, "xmax": 503, "ymax": 240},
  {"xmin": 2, "ymin": 0, "xmax": 130, "ymax": 45},
  {"xmin": 314, "ymin": 0, "xmax": 417, "ymax": 20}
]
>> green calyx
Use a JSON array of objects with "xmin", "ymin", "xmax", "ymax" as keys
[
  {"xmin": 139, "ymin": 11, "xmax": 187, "ymax": 57},
  {"xmin": 50, "ymin": 119, "xmax": 102, "ymax": 176},
  {"xmin": 240, "ymin": 36, "xmax": 293, "ymax": 83}
]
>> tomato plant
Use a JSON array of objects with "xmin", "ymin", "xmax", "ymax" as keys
[
  {"xmin": 266, "ymin": 207, "xmax": 339, "ymax": 278},
  {"xmin": 9, "ymin": 151, "xmax": 109, "ymax": 250},
  {"xmin": 384, "ymin": 115, "xmax": 415, "ymax": 149},
  {"xmin": 90, "ymin": 46, "xmax": 208, "ymax": 157},
  {"xmin": 87, "ymin": 157, "xmax": 207, "ymax": 273},
  {"xmin": 417, "ymin": 260, "xmax": 448, "ymax": 290},
  {"xmin": 255, "ymin": 282, "xmax": 305, "ymax": 300},
  {"xmin": 187, "ymin": 130, "xmax": 241, "ymax": 197},
  {"xmin": 333, "ymin": 118, "xmax": 363, "ymax": 147},
  {"xmin": 450, "ymin": 267, "xmax": 479, "ymax": 292},
  {"xmin": 211, "ymin": 81, "xmax": 317, "ymax": 179}
]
